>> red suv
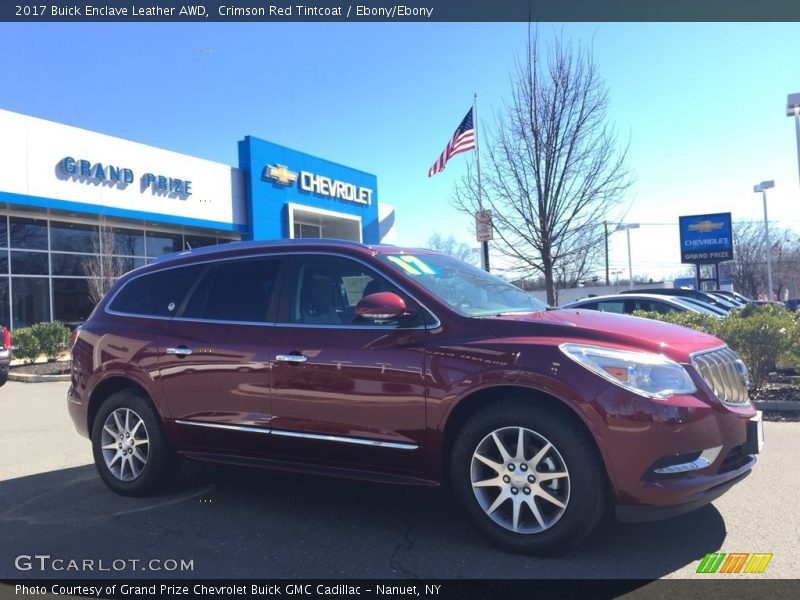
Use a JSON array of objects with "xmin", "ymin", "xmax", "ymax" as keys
[{"xmin": 69, "ymin": 240, "xmax": 762, "ymax": 553}]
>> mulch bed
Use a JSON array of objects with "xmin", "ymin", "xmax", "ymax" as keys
[
  {"xmin": 754, "ymin": 373, "xmax": 800, "ymax": 421},
  {"xmin": 10, "ymin": 361, "xmax": 71, "ymax": 376},
  {"xmin": 755, "ymin": 373, "xmax": 800, "ymax": 402}
]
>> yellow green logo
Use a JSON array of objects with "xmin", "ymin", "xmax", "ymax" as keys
[{"xmin": 696, "ymin": 552, "xmax": 773, "ymax": 574}]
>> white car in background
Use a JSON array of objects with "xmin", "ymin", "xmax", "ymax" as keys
[{"xmin": 562, "ymin": 293, "xmax": 726, "ymax": 318}]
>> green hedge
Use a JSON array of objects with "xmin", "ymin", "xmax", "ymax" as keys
[
  {"xmin": 11, "ymin": 328, "xmax": 41, "ymax": 364},
  {"xmin": 632, "ymin": 305, "xmax": 800, "ymax": 392},
  {"xmin": 12, "ymin": 321, "xmax": 71, "ymax": 364}
]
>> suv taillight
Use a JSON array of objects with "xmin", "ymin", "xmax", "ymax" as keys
[{"xmin": 1, "ymin": 326, "xmax": 9, "ymax": 350}]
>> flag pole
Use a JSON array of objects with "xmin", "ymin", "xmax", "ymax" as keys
[{"xmin": 474, "ymin": 93, "xmax": 490, "ymax": 272}]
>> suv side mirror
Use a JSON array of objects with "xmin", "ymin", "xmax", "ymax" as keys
[{"xmin": 355, "ymin": 292, "xmax": 408, "ymax": 321}]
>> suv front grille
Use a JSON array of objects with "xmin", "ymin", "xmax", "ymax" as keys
[{"xmin": 691, "ymin": 346, "xmax": 749, "ymax": 406}]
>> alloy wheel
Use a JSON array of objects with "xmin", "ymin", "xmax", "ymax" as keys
[
  {"xmin": 470, "ymin": 426, "xmax": 570, "ymax": 534},
  {"xmin": 100, "ymin": 408, "xmax": 150, "ymax": 481}
]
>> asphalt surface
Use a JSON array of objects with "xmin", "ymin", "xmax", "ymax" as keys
[{"xmin": 1, "ymin": 380, "xmax": 798, "ymax": 582}]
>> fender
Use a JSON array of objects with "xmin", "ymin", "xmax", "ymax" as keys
[{"xmin": 424, "ymin": 365, "xmax": 619, "ymax": 490}]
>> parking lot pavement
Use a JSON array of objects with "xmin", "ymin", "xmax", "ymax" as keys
[{"xmin": 1, "ymin": 381, "xmax": 798, "ymax": 581}]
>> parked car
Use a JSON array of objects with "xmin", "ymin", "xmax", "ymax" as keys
[
  {"xmin": 704, "ymin": 291, "xmax": 746, "ymax": 308},
  {"xmin": 69, "ymin": 240, "xmax": 761, "ymax": 554},
  {"xmin": 713, "ymin": 290, "xmax": 752, "ymax": 305},
  {"xmin": 0, "ymin": 326, "xmax": 10, "ymax": 387},
  {"xmin": 563, "ymin": 293, "xmax": 726, "ymax": 318},
  {"xmin": 619, "ymin": 288, "xmax": 736, "ymax": 311}
]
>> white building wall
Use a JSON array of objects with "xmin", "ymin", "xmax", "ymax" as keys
[{"xmin": 0, "ymin": 109, "xmax": 246, "ymax": 228}]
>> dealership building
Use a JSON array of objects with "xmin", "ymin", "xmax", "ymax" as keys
[{"xmin": 0, "ymin": 109, "xmax": 395, "ymax": 329}]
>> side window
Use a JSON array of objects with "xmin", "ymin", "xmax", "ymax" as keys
[
  {"xmin": 286, "ymin": 256, "xmax": 409, "ymax": 326},
  {"xmin": 108, "ymin": 264, "xmax": 204, "ymax": 317},
  {"xmin": 181, "ymin": 258, "xmax": 281, "ymax": 323},
  {"xmin": 576, "ymin": 302, "xmax": 597, "ymax": 310},
  {"xmin": 596, "ymin": 301, "xmax": 624, "ymax": 314},
  {"xmin": 627, "ymin": 300, "xmax": 652, "ymax": 313},
  {"xmin": 653, "ymin": 302, "xmax": 674, "ymax": 315}
]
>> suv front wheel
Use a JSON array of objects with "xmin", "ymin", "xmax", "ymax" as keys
[
  {"xmin": 91, "ymin": 390, "xmax": 177, "ymax": 496},
  {"xmin": 449, "ymin": 399, "xmax": 607, "ymax": 554}
]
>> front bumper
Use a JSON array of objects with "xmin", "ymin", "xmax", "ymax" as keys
[
  {"xmin": 616, "ymin": 464, "xmax": 753, "ymax": 522},
  {"xmin": 590, "ymin": 382, "xmax": 760, "ymax": 515}
]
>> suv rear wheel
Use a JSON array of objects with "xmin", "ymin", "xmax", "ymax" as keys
[
  {"xmin": 91, "ymin": 390, "xmax": 177, "ymax": 496},
  {"xmin": 449, "ymin": 399, "xmax": 606, "ymax": 554}
]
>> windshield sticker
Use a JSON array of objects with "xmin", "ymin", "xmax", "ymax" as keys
[
  {"xmin": 400, "ymin": 256, "xmax": 437, "ymax": 275},
  {"xmin": 387, "ymin": 256, "xmax": 422, "ymax": 275}
]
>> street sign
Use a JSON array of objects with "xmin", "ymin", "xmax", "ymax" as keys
[
  {"xmin": 476, "ymin": 210, "xmax": 493, "ymax": 242},
  {"xmin": 679, "ymin": 212, "xmax": 733, "ymax": 264}
]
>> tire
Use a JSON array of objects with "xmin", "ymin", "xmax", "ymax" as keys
[
  {"xmin": 91, "ymin": 389, "xmax": 178, "ymax": 496},
  {"xmin": 0, "ymin": 367, "xmax": 7, "ymax": 387},
  {"xmin": 449, "ymin": 398, "xmax": 607, "ymax": 554}
]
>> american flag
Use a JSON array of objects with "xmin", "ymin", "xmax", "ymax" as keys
[{"xmin": 427, "ymin": 108, "xmax": 476, "ymax": 177}]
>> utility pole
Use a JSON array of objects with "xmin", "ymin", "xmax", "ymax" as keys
[{"xmin": 604, "ymin": 221, "xmax": 610, "ymax": 286}]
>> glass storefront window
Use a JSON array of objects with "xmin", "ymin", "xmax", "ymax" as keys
[
  {"xmin": 51, "ymin": 253, "xmax": 95, "ymax": 277},
  {"xmin": 53, "ymin": 278, "xmax": 95, "ymax": 324},
  {"xmin": 0, "ymin": 214, "xmax": 240, "ymax": 327},
  {"xmin": 10, "ymin": 217, "xmax": 48, "ymax": 250},
  {"xmin": 115, "ymin": 256, "xmax": 147, "ymax": 272},
  {"xmin": 10, "ymin": 251, "xmax": 49, "ymax": 275},
  {"xmin": 184, "ymin": 235, "xmax": 218, "ymax": 250},
  {"xmin": 12, "ymin": 277, "xmax": 50, "ymax": 328},
  {"xmin": 294, "ymin": 223, "xmax": 322, "ymax": 238},
  {"xmin": 112, "ymin": 228, "xmax": 145, "ymax": 256},
  {"xmin": 145, "ymin": 232, "xmax": 181, "ymax": 257},
  {"xmin": 50, "ymin": 222, "xmax": 99, "ymax": 253},
  {"xmin": 0, "ymin": 278, "xmax": 8, "ymax": 327}
]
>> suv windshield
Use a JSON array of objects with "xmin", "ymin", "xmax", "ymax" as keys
[{"xmin": 379, "ymin": 252, "xmax": 547, "ymax": 317}]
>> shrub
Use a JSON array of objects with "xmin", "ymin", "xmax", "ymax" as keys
[
  {"xmin": 30, "ymin": 321, "xmax": 70, "ymax": 362},
  {"xmin": 715, "ymin": 306, "xmax": 798, "ymax": 391},
  {"xmin": 12, "ymin": 327, "xmax": 41, "ymax": 364}
]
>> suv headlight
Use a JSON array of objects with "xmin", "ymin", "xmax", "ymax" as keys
[{"xmin": 560, "ymin": 343, "xmax": 697, "ymax": 399}]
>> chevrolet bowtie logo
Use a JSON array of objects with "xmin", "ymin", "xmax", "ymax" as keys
[
  {"xmin": 688, "ymin": 220, "xmax": 724, "ymax": 233},
  {"xmin": 264, "ymin": 164, "xmax": 298, "ymax": 186}
]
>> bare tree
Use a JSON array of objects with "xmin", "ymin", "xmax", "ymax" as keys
[
  {"xmin": 729, "ymin": 221, "xmax": 800, "ymax": 299},
  {"xmin": 452, "ymin": 31, "xmax": 631, "ymax": 305},
  {"xmin": 730, "ymin": 221, "xmax": 767, "ymax": 298},
  {"xmin": 83, "ymin": 221, "xmax": 128, "ymax": 305},
  {"xmin": 771, "ymin": 232, "xmax": 800, "ymax": 300},
  {"xmin": 426, "ymin": 232, "xmax": 478, "ymax": 264}
]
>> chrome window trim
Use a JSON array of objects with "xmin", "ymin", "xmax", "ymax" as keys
[
  {"xmin": 104, "ymin": 250, "xmax": 441, "ymax": 330},
  {"xmin": 174, "ymin": 419, "xmax": 418, "ymax": 450}
]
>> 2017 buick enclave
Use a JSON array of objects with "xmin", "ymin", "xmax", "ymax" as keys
[{"xmin": 68, "ymin": 239, "xmax": 762, "ymax": 553}]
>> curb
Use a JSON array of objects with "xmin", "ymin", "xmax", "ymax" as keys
[
  {"xmin": 753, "ymin": 400, "xmax": 800, "ymax": 411},
  {"xmin": 7, "ymin": 372, "xmax": 71, "ymax": 383}
]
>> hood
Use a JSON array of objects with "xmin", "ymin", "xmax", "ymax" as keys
[{"xmin": 482, "ymin": 308, "xmax": 722, "ymax": 363}]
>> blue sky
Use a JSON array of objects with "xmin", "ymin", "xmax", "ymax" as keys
[{"xmin": 1, "ymin": 22, "xmax": 799, "ymax": 280}]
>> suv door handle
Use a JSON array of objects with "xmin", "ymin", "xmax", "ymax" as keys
[
  {"xmin": 275, "ymin": 354, "xmax": 307, "ymax": 363},
  {"xmin": 166, "ymin": 347, "xmax": 193, "ymax": 357}
]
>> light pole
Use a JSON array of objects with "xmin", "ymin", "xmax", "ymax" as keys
[
  {"xmin": 753, "ymin": 180, "xmax": 775, "ymax": 300},
  {"xmin": 786, "ymin": 94, "xmax": 800, "ymax": 190},
  {"xmin": 617, "ymin": 223, "xmax": 640, "ymax": 289}
]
